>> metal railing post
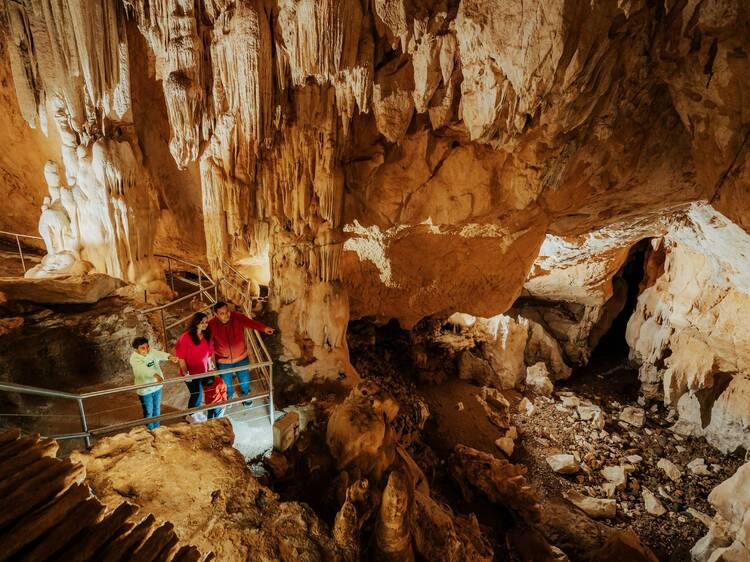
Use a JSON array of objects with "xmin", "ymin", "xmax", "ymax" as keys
[
  {"xmin": 77, "ymin": 398, "xmax": 92, "ymax": 448},
  {"xmin": 168, "ymin": 257, "xmax": 175, "ymax": 293},
  {"xmin": 269, "ymin": 364, "xmax": 275, "ymax": 427},
  {"xmin": 198, "ymin": 269, "xmax": 203, "ymax": 302},
  {"xmin": 15, "ymin": 235, "xmax": 26, "ymax": 273},
  {"xmin": 160, "ymin": 308, "xmax": 167, "ymax": 345}
]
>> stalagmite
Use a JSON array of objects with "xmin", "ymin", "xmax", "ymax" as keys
[{"xmin": 374, "ymin": 471, "xmax": 414, "ymax": 562}]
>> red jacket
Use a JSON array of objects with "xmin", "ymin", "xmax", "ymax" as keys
[
  {"xmin": 203, "ymin": 376, "xmax": 227, "ymax": 405},
  {"xmin": 174, "ymin": 332, "xmax": 214, "ymax": 376},
  {"xmin": 208, "ymin": 312, "xmax": 269, "ymax": 365}
]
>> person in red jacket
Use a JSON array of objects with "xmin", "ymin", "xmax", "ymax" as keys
[
  {"xmin": 202, "ymin": 374, "xmax": 228, "ymax": 419},
  {"xmin": 208, "ymin": 301, "xmax": 274, "ymax": 405}
]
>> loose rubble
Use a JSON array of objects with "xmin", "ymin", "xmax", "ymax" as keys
[
  {"xmin": 513, "ymin": 373, "xmax": 745, "ymax": 560},
  {"xmin": 547, "ymin": 454, "xmax": 580, "ymax": 475}
]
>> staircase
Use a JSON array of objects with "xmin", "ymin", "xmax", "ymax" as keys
[
  {"xmin": 0, "ymin": 254, "xmax": 275, "ymax": 456},
  {"xmin": 0, "ymin": 428, "xmax": 208, "ymax": 561}
]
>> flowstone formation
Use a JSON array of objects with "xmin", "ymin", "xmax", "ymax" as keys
[
  {"xmin": 3, "ymin": 0, "xmax": 164, "ymax": 292},
  {"xmin": 3, "ymin": 0, "xmax": 749, "ymax": 381}
]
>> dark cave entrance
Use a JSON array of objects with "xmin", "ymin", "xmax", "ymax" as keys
[
  {"xmin": 589, "ymin": 237, "xmax": 653, "ymax": 361},
  {"xmin": 562, "ymin": 238, "xmax": 658, "ymax": 401}
]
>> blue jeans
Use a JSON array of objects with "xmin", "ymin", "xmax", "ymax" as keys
[
  {"xmin": 139, "ymin": 389, "xmax": 162, "ymax": 429},
  {"xmin": 207, "ymin": 406, "xmax": 225, "ymax": 419},
  {"xmin": 220, "ymin": 357, "xmax": 251, "ymax": 399}
]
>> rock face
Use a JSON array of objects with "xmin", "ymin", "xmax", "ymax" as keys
[
  {"xmin": 72, "ymin": 420, "xmax": 342, "ymax": 561},
  {"xmin": 0, "ymin": 295, "xmax": 162, "ymax": 420},
  {"xmin": 0, "ymin": 274, "xmax": 123, "ymax": 304},
  {"xmin": 1, "ymin": 0, "xmax": 748, "ymax": 383},
  {"xmin": 517, "ymin": 214, "xmax": 669, "ymax": 365},
  {"xmin": 626, "ymin": 204, "xmax": 750, "ymax": 453},
  {"xmin": 693, "ymin": 461, "xmax": 750, "ymax": 562},
  {"xmin": 448, "ymin": 312, "xmax": 571, "ymax": 390}
]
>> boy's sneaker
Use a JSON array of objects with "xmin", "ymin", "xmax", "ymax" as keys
[{"xmin": 195, "ymin": 411, "xmax": 208, "ymax": 422}]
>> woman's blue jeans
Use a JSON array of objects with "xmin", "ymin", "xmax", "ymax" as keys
[
  {"xmin": 185, "ymin": 378, "xmax": 204, "ymax": 408},
  {"xmin": 139, "ymin": 388, "xmax": 162, "ymax": 429}
]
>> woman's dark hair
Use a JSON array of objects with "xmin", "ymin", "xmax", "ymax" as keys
[
  {"xmin": 188, "ymin": 312, "xmax": 211, "ymax": 346},
  {"xmin": 132, "ymin": 336, "xmax": 149, "ymax": 349}
]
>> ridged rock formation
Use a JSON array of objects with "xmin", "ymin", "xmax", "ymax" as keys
[
  {"xmin": 1, "ymin": 2, "xmax": 749, "ymax": 394},
  {"xmin": 626, "ymin": 203, "xmax": 750, "ymax": 453},
  {"xmin": 3, "ymin": 1, "xmax": 165, "ymax": 291}
]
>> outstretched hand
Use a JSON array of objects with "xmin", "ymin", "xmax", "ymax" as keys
[{"xmin": 263, "ymin": 327, "xmax": 275, "ymax": 335}]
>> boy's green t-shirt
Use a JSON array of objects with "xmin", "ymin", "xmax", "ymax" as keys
[{"xmin": 129, "ymin": 349, "xmax": 170, "ymax": 396}]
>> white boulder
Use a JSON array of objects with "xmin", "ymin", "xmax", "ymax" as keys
[
  {"xmin": 564, "ymin": 491, "xmax": 616, "ymax": 519},
  {"xmin": 642, "ymin": 488, "xmax": 666, "ymax": 517},
  {"xmin": 657, "ymin": 458, "xmax": 682, "ymax": 483},
  {"xmin": 546, "ymin": 454, "xmax": 580, "ymax": 475}
]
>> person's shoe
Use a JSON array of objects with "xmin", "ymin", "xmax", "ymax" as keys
[
  {"xmin": 185, "ymin": 412, "xmax": 205, "ymax": 424},
  {"xmin": 242, "ymin": 399, "xmax": 254, "ymax": 407}
]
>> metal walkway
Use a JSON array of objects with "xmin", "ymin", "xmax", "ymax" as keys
[{"xmin": 0, "ymin": 252, "xmax": 275, "ymax": 451}]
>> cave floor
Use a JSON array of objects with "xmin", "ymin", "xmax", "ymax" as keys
[{"xmin": 349, "ymin": 327, "xmax": 744, "ymax": 562}]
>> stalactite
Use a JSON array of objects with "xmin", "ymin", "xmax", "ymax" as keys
[
  {"xmin": 210, "ymin": 1, "xmax": 273, "ymax": 155},
  {"xmin": 3, "ymin": 0, "xmax": 163, "ymax": 290}
]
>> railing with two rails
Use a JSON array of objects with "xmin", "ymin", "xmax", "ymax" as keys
[
  {"xmin": 0, "ymin": 229, "xmax": 43, "ymax": 273},
  {"xmin": 0, "ymin": 237, "xmax": 274, "ymax": 448}
]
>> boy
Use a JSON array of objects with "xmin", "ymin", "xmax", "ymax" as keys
[{"xmin": 129, "ymin": 336, "xmax": 178, "ymax": 429}]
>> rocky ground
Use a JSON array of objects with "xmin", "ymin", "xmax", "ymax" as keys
[
  {"xmin": 515, "ymin": 362, "xmax": 744, "ymax": 562},
  {"xmin": 345, "ymin": 318, "xmax": 742, "ymax": 561}
]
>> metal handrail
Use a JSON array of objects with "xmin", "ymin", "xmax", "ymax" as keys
[
  {"xmin": 0, "ymin": 229, "xmax": 43, "ymax": 273},
  {"xmin": 0, "ymin": 360, "xmax": 272, "ymax": 447},
  {"xmin": 0, "ymin": 230, "xmax": 43, "ymax": 240},
  {"xmin": 142, "ymin": 283, "xmax": 217, "ymax": 314},
  {"xmin": 0, "ymin": 252, "xmax": 276, "ymax": 449}
]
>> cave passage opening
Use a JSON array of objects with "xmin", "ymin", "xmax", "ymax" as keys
[
  {"xmin": 564, "ymin": 238, "xmax": 654, "ymax": 401},
  {"xmin": 589, "ymin": 237, "xmax": 651, "ymax": 361}
]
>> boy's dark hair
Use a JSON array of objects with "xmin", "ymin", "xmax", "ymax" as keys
[
  {"xmin": 132, "ymin": 336, "xmax": 149, "ymax": 349},
  {"xmin": 213, "ymin": 301, "xmax": 229, "ymax": 312}
]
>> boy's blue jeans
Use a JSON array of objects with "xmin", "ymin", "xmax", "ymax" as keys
[
  {"xmin": 219, "ymin": 358, "xmax": 251, "ymax": 399},
  {"xmin": 139, "ymin": 388, "xmax": 162, "ymax": 429}
]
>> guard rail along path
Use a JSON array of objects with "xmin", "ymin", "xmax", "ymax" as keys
[
  {"xmin": 0, "ymin": 256, "xmax": 274, "ymax": 448},
  {"xmin": 0, "ymin": 230, "xmax": 43, "ymax": 273}
]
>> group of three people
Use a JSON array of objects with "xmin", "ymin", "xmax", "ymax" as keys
[{"xmin": 128, "ymin": 301, "xmax": 274, "ymax": 429}]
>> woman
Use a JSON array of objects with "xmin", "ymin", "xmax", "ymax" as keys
[
  {"xmin": 175, "ymin": 312, "xmax": 228, "ymax": 421},
  {"xmin": 175, "ymin": 313, "xmax": 214, "ymax": 421}
]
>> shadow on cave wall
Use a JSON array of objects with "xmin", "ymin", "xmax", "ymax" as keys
[{"xmin": 0, "ymin": 298, "xmax": 154, "ymax": 391}]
